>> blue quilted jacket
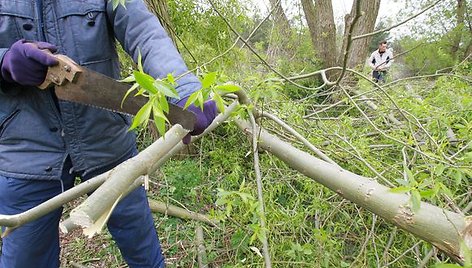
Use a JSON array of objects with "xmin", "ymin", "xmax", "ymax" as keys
[{"xmin": 0, "ymin": 0, "xmax": 201, "ymax": 180}]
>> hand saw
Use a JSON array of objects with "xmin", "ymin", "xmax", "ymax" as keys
[{"xmin": 38, "ymin": 54, "xmax": 195, "ymax": 131}]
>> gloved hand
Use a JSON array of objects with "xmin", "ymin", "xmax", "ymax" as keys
[
  {"xmin": 177, "ymin": 97, "xmax": 218, "ymax": 144},
  {"xmin": 0, "ymin": 39, "xmax": 58, "ymax": 86}
]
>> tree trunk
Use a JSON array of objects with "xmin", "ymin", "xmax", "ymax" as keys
[
  {"xmin": 236, "ymin": 119, "xmax": 472, "ymax": 262},
  {"xmin": 301, "ymin": 0, "xmax": 337, "ymax": 70},
  {"xmin": 451, "ymin": 0, "xmax": 465, "ymax": 59},
  {"xmin": 267, "ymin": 0, "xmax": 292, "ymax": 62},
  {"xmin": 268, "ymin": 0, "xmax": 291, "ymax": 34},
  {"xmin": 340, "ymin": 0, "xmax": 381, "ymax": 69}
]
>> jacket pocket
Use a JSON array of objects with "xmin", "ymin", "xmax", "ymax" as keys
[
  {"xmin": 0, "ymin": 109, "xmax": 20, "ymax": 139},
  {"xmin": 55, "ymin": 0, "xmax": 115, "ymax": 65},
  {"xmin": 0, "ymin": 1, "xmax": 35, "ymax": 47}
]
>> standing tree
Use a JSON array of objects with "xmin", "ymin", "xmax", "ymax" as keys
[
  {"xmin": 267, "ymin": 0, "xmax": 293, "ymax": 62},
  {"xmin": 451, "ymin": 0, "xmax": 466, "ymax": 59},
  {"xmin": 301, "ymin": 0, "xmax": 337, "ymax": 69},
  {"xmin": 301, "ymin": 0, "xmax": 381, "ymax": 73},
  {"xmin": 340, "ymin": 0, "xmax": 381, "ymax": 69}
]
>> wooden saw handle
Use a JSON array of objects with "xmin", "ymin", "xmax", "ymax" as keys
[{"xmin": 38, "ymin": 53, "xmax": 82, "ymax": 90}]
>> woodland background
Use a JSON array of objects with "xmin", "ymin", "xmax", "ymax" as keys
[{"xmin": 3, "ymin": 0, "xmax": 471, "ymax": 267}]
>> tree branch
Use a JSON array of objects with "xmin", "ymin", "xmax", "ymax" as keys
[
  {"xmin": 234, "ymin": 118, "xmax": 470, "ymax": 262},
  {"xmin": 240, "ymin": 93, "xmax": 272, "ymax": 268},
  {"xmin": 335, "ymin": 0, "xmax": 362, "ymax": 85},
  {"xmin": 352, "ymin": 0, "xmax": 442, "ymax": 40}
]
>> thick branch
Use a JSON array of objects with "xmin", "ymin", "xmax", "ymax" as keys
[
  {"xmin": 235, "ymin": 119, "xmax": 471, "ymax": 262},
  {"xmin": 148, "ymin": 200, "xmax": 218, "ymax": 226},
  {"xmin": 1, "ymin": 101, "xmax": 238, "ymax": 233},
  {"xmin": 196, "ymin": 225, "xmax": 209, "ymax": 268},
  {"xmin": 248, "ymin": 112, "xmax": 272, "ymax": 268},
  {"xmin": 69, "ymin": 125, "xmax": 189, "ymax": 236}
]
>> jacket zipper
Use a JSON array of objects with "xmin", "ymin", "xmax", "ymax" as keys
[{"xmin": 35, "ymin": 0, "xmax": 46, "ymax": 41}]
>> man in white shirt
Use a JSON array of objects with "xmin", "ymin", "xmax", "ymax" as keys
[{"xmin": 368, "ymin": 40, "xmax": 393, "ymax": 83}]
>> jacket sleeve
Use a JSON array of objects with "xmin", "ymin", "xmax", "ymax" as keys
[
  {"xmin": 107, "ymin": 0, "xmax": 201, "ymax": 103},
  {"xmin": 368, "ymin": 52, "xmax": 376, "ymax": 70}
]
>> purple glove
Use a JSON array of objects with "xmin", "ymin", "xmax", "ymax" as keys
[
  {"xmin": 1, "ymin": 39, "xmax": 58, "ymax": 86},
  {"xmin": 177, "ymin": 97, "xmax": 218, "ymax": 144}
]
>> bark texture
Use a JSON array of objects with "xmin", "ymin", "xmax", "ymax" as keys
[
  {"xmin": 451, "ymin": 0, "xmax": 466, "ymax": 58},
  {"xmin": 301, "ymin": 0, "xmax": 337, "ymax": 69},
  {"xmin": 236, "ymin": 119, "xmax": 471, "ymax": 262},
  {"xmin": 340, "ymin": 0, "xmax": 381, "ymax": 69},
  {"xmin": 69, "ymin": 125, "xmax": 189, "ymax": 236}
]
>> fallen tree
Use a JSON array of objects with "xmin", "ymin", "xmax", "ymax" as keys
[{"xmin": 0, "ymin": 95, "xmax": 470, "ymax": 264}]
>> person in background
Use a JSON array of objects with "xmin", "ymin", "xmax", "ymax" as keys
[
  {"xmin": 368, "ymin": 40, "xmax": 394, "ymax": 83},
  {"xmin": 0, "ymin": 0, "xmax": 216, "ymax": 267}
]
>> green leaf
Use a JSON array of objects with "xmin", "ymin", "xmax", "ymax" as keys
[
  {"xmin": 154, "ymin": 80, "xmax": 180, "ymax": 99},
  {"xmin": 435, "ymin": 164, "xmax": 446, "ymax": 176},
  {"xmin": 153, "ymin": 114, "xmax": 166, "ymax": 138},
  {"xmin": 201, "ymin": 88, "xmax": 212, "ymax": 101},
  {"xmin": 461, "ymin": 240, "xmax": 472, "ymax": 267},
  {"xmin": 151, "ymin": 99, "xmax": 169, "ymax": 123},
  {"xmin": 129, "ymin": 101, "xmax": 152, "ymax": 130},
  {"xmin": 453, "ymin": 170, "xmax": 463, "ymax": 185},
  {"xmin": 389, "ymin": 186, "xmax": 410, "ymax": 194},
  {"xmin": 395, "ymin": 179, "xmax": 409, "ymax": 186},
  {"xmin": 410, "ymin": 189, "xmax": 421, "ymax": 212},
  {"xmin": 419, "ymin": 189, "xmax": 436, "ymax": 199},
  {"xmin": 134, "ymin": 71, "xmax": 157, "ymax": 94},
  {"xmin": 201, "ymin": 72, "xmax": 217, "ymax": 89},
  {"xmin": 439, "ymin": 183, "xmax": 454, "ymax": 198},
  {"xmin": 404, "ymin": 167, "xmax": 415, "ymax": 184},
  {"xmin": 111, "ymin": 0, "xmax": 119, "ymax": 10},
  {"xmin": 158, "ymin": 94, "xmax": 169, "ymax": 114},
  {"xmin": 121, "ymin": 83, "xmax": 139, "ymax": 108},
  {"xmin": 184, "ymin": 91, "xmax": 200, "ymax": 109},
  {"xmin": 213, "ymin": 93, "xmax": 226, "ymax": 113},
  {"xmin": 137, "ymin": 50, "xmax": 143, "ymax": 73},
  {"xmin": 119, "ymin": 75, "xmax": 136, "ymax": 83},
  {"xmin": 197, "ymin": 91, "xmax": 204, "ymax": 110},
  {"xmin": 215, "ymin": 84, "xmax": 241, "ymax": 93}
]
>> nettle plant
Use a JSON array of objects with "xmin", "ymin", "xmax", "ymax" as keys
[{"xmin": 121, "ymin": 52, "xmax": 240, "ymax": 136}]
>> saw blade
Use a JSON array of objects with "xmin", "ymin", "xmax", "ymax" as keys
[{"xmin": 54, "ymin": 67, "xmax": 196, "ymax": 131}]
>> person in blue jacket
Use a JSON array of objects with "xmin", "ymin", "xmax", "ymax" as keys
[{"xmin": 0, "ymin": 1, "xmax": 217, "ymax": 267}]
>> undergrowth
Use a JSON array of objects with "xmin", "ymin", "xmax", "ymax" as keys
[{"xmin": 61, "ymin": 67, "xmax": 471, "ymax": 267}]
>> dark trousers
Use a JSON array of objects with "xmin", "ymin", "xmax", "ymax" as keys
[
  {"xmin": 373, "ymin": 70, "xmax": 387, "ymax": 83},
  {"xmin": 0, "ymin": 155, "xmax": 165, "ymax": 268}
]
